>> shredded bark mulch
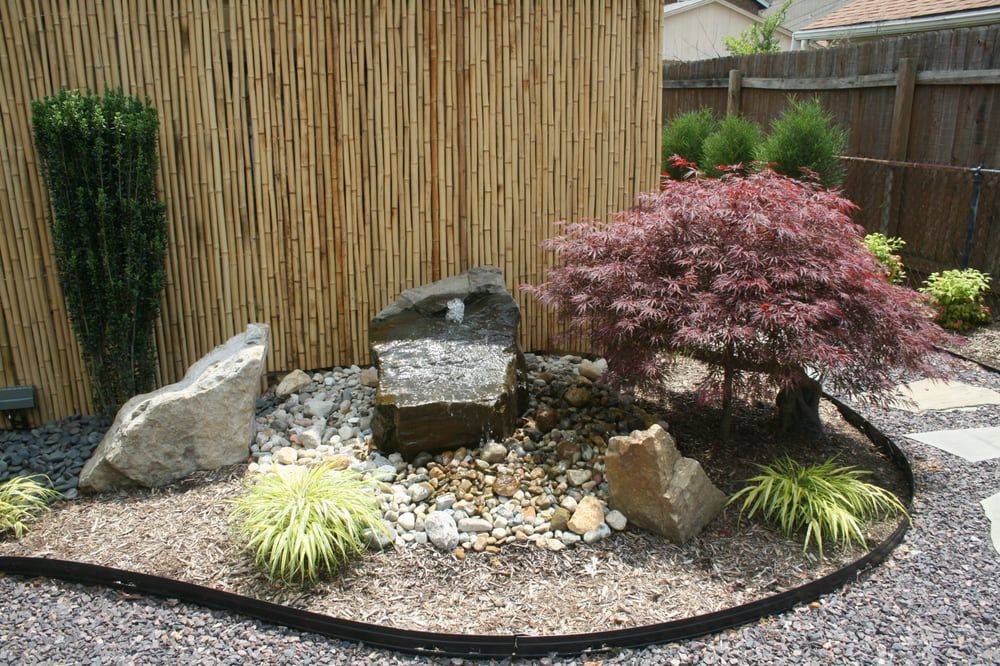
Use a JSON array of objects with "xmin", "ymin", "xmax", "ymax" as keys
[{"xmin": 1, "ymin": 359, "xmax": 905, "ymax": 635}]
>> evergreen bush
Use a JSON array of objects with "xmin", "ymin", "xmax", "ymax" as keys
[
  {"xmin": 701, "ymin": 115, "xmax": 763, "ymax": 177},
  {"xmin": 32, "ymin": 89, "xmax": 167, "ymax": 415},
  {"xmin": 662, "ymin": 108, "xmax": 718, "ymax": 178},
  {"xmin": 756, "ymin": 97, "xmax": 847, "ymax": 187}
]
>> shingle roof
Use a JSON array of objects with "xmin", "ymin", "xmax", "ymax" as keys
[{"xmin": 804, "ymin": 0, "xmax": 1000, "ymax": 30}]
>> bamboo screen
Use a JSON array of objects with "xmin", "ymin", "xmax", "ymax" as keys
[{"xmin": 0, "ymin": 1, "xmax": 662, "ymax": 425}]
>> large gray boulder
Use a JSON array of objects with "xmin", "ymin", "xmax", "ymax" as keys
[
  {"xmin": 604, "ymin": 424, "xmax": 725, "ymax": 543},
  {"xmin": 79, "ymin": 324, "xmax": 269, "ymax": 492},
  {"xmin": 370, "ymin": 267, "xmax": 527, "ymax": 459}
]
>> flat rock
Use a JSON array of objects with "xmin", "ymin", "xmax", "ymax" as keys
[
  {"xmin": 905, "ymin": 426, "xmax": 1000, "ymax": 462},
  {"xmin": 370, "ymin": 267, "xmax": 528, "ymax": 459},
  {"xmin": 79, "ymin": 324, "xmax": 269, "ymax": 492},
  {"xmin": 890, "ymin": 379, "xmax": 1000, "ymax": 412},
  {"xmin": 983, "ymin": 491, "xmax": 1000, "ymax": 555},
  {"xmin": 605, "ymin": 424, "xmax": 725, "ymax": 543}
]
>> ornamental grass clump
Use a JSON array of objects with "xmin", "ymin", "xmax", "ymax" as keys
[
  {"xmin": 757, "ymin": 97, "xmax": 847, "ymax": 187},
  {"xmin": 728, "ymin": 457, "xmax": 906, "ymax": 557},
  {"xmin": 526, "ymin": 167, "xmax": 954, "ymax": 439},
  {"xmin": 920, "ymin": 269, "xmax": 992, "ymax": 330},
  {"xmin": 700, "ymin": 116, "xmax": 763, "ymax": 177},
  {"xmin": 32, "ymin": 89, "xmax": 168, "ymax": 415},
  {"xmin": 0, "ymin": 476, "xmax": 59, "ymax": 539},
  {"xmin": 229, "ymin": 465, "xmax": 385, "ymax": 585},
  {"xmin": 662, "ymin": 108, "xmax": 718, "ymax": 178},
  {"xmin": 863, "ymin": 233, "xmax": 906, "ymax": 284}
]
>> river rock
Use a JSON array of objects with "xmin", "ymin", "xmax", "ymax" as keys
[
  {"xmin": 370, "ymin": 267, "xmax": 528, "ymax": 459},
  {"xmin": 605, "ymin": 424, "xmax": 725, "ymax": 543},
  {"xmin": 579, "ymin": 358, "xmax": 608, "ymax": 381},
  {"xmin": 424, "ymin": 511, "xmax": 460, "ymax": 551},
  {"xmin": 79, "ymin": 324, "xmax": 269, "ymax": 492},
  {"xmin": 567, "ymin": 495, "xmax": 605, "ymax": 535},
  {"xmin": 275, "ymin": 369, "xmax": 311, "ymax": 397}
]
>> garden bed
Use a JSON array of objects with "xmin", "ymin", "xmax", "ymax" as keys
[{"xmin": 0, "ymin": 356, "xmax": 905, "ymax": 635}]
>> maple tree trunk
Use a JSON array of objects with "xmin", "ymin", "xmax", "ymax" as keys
[
  {"xmin": 776, "ymin": 372, "xmax": 822, "ymax": 436},
  {"xmin": 720, "ymin": 365, "xmax": 735, "ymax": 442}
]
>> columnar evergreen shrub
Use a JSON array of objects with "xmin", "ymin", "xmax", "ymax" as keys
[
  {"xmin": 32, "ymin": 89, "xmax": 167, "ymax": 415},
  {"xmin": 526, "ymin": 166, "xmax": 952, "ymax": 439},
  {"xmin": 756, "ymin": 97, "xmax": 847, "ymax": 187},
  {"xmin": 700, "ymin": 116, "xmax": 763, "ymax": 177},
  {"xmin": 920, "ymin": 269, "xmax": 992, "ymax": 330},
  {"xmin": 662, "ymin": 108, "xmax": 718, "ymax": 178}
]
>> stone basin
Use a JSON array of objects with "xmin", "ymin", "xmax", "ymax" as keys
[{"xmin": 370, "ymin": 267, "xmax": 528, "ymax": 459}]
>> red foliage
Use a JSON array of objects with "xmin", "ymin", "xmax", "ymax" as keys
[{"xmin": 525, "ymin": 169, "xmax": 953, "ymax": 425}]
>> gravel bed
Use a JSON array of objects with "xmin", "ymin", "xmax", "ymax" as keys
[
  {"xmin": 950, "ymin": 319, "xmax": 1000, "ymax": 370},
  {"xmin": 1, "ymin": 358, "xmax": 997, "ymax": 663},
  {"xmin": 0, "ymin": 415, "xmax": 107, "ymax": 498}
]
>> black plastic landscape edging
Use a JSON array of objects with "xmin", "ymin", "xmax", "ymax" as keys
[{"xmin": 0, "ymin": 397, "xmax": 913, "ymax": 659}]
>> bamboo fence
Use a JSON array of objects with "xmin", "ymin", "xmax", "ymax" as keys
[{"xmin": 0, "ymin": 1, "xmax": 662, "ymax": 425}]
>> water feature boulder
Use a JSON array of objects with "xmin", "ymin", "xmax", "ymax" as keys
[
  {"xmin": 79, "ymin": 324, "xmax": 269, "ymax": 492},
  {"xmin": 370, "ymin": 267, "xmax": 527, "ymax": 459}
]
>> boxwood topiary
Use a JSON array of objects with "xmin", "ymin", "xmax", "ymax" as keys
[{"xmin": 32, "ymin": 89, "xmax": 168, "ymax": 416}]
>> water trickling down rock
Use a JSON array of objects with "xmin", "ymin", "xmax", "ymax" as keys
[{"xmin": 370, "ymin": 267, "xmax": 528, "ymax": 459}]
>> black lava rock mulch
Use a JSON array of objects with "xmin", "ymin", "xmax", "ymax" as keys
[{"xmin": 0, "ymin": 416, "xmax": 108, "ymax": 499}]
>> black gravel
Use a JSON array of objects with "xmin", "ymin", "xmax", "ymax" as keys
[
  {"xmin": 0, "ymin": 415, "xmax": 108, "ymax": 499},
  {"xmin": 1, "ymin": 359, "xmax": 998, "ymax": 664}
]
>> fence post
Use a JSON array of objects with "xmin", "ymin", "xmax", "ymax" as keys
[
  {"xmin": 726, "ymin": 69, "xmax": 742, "ymax": 117},
  {"xmin": 889, "ymin": 58, "xmax": 917, "ymax": 160}
]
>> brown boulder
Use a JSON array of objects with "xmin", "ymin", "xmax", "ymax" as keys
[{"xmin": 605, "ymin": 425, "xmax": 725, "ymax": 543}]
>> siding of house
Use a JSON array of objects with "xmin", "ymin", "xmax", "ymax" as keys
[{"xmin": 662, "ymin": 3, "xmax": 792, "ymax": 61}]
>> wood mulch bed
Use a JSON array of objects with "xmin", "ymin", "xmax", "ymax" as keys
[{"xmin": 0, "ymin": 359, "xmax": 906, "ymax": 635}]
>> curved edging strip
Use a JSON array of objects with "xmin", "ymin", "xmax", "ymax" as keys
[{"xmin": 0, "ymin": 397, "xmax": 912, "ymax": 659}]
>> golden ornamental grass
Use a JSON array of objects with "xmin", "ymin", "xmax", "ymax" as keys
[
  {"xmin": 228, "ymin": 465, "xmax": 386, "ymax": 585},
  {"xmin": 729, "ymin": 456, "xmax": 906, "ymax": 557},
  {"xmin": 0, "ymin": 475, "xmax": 59, "ymax": 538}
]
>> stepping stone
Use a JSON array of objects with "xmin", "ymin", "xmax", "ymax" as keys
[
  {"xmin": 983, "ymin": 491, "xmax": 1000, "ymax": 556},
  {"xmin": 889, "ymin": 379, "xmax": 1000, "ymax": 413},
  {"xmin": 904, "ymin": 427, "xmax": 1000, "ymax": 462}
]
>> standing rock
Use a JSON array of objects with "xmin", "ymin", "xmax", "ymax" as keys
[
  {"xmin": 424, "ymin": 511, "xmax": 460, "ymax": 551},
  {"xmin": 370, "ymin": 267, "xmax": 528, "ymax": 459},
  {"xmin": 79, "ymin": 324, "xmax": 269, "ymax": 492},
  {"xmin": 275, "ymin": 369, "xmax": 311, "ymax": 397},
  {"xmin": 567, "ymin": 496, "xmax": 605, "ymax": 535},
  {"xmin": 605, "ymin": 424, "xmax": 725, "ymax": 543}
]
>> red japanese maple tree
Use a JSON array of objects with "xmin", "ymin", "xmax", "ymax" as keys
[{"xmin": 525, "ymin": 166, "xmax": 952, "ymax": 438}]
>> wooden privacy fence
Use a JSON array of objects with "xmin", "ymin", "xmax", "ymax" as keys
[
  {"xmin": 0, "ymin": 0, "xmax": 663, "ymax": 426},
  {"xmin": 662, "ymin": 26, "xmax": 1000, "ymax": 286}
]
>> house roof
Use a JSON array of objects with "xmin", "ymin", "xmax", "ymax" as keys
[{"xmin": 805, "ymin": 0, "xmax": 1000, "ymax": 30}]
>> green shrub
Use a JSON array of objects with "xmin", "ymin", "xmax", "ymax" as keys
[
  {"xmin": 0, "ymin": 476, "xmax": 59, "ymax": 538},
  {"xmin": 729, "ymin": 457, "xmax": 906, "ymax": 557},
  {"xmin": 700, "ymin": 116, "xmax": 763, "ymax": 177},
  {"xmin": 32, "ymin": 89, "xmax": 168, "ymax": 416},
  {"xmin": 725, "ymin": 0, "xmax": 791, "ymax": 55},
  {"xmin": 229, "ymin": 465, "xmax": 385, "ymax": 585},
  {"xmin": 863, "ymin": 233, "xmax": 906, "ymax": 284},
  {"xmin": 756, "ymin": 97, "xmax": 847, "ymax": 187},
  {"xmin": 920, "ymin": 269, "xmax": 992, "ymax": 330},
  {"xmin": 662, "ymin": 108, "xmax": 718, "ymax": 178}
]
